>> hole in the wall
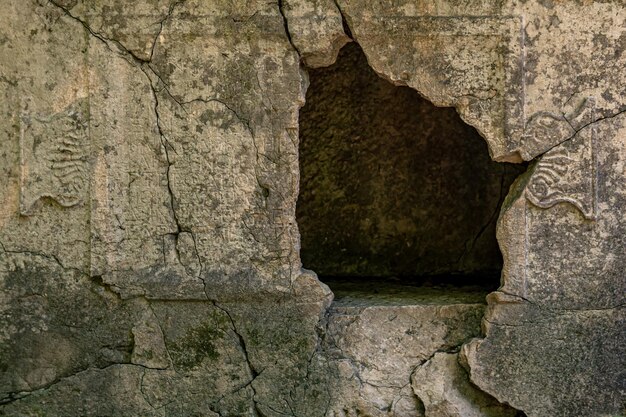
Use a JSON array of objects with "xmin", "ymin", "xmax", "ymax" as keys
[{"xmin": 296, "ymin": 43, "xmax": 526, "ymax": 303}]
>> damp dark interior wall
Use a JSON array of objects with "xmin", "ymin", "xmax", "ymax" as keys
[{"xmin": 297, "ymin": 43, "xmax": 526, "ymax": 281}]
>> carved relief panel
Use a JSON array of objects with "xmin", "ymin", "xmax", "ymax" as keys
[{"xmin": 20, "ymin": 99, "xmax": 90, "ymax": 215}]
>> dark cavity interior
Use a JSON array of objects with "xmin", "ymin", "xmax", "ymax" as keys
[{"xmin": 297, "ymin": 43, "xmax": 525, "ymax": 291}]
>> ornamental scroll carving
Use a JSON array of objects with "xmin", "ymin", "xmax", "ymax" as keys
[
  {"xmin": 522, "ymin": 97, "xmax": 598, "ymax": 160},
  {"xmin": 19, "ymin": 99, "xmax": 90, "ymax": 215},
  {"xmin": 525, "ymin": 130, "xmax": 596, "ymax": 220}
]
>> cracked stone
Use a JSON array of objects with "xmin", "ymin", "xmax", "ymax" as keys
[
  {"xmin": 49, "ymin": 0, "xmax": 176, "ymax": 62},
  {"xmin": 282, "ymin": 0, "xmax": 351, "ymax": 67},
  {"xmin": 130, "ymin": 300, "xmax": 171, "ymax": 370},
  {"xmin": 1, "ymin": 0, "xmax": 625, "ymax": 416},
  {"xmin": 411, "ymin": 352, "xmax": 518, "ymax": 417},
  {"xmin": 323, "ymin": 287, "xmax": 487, "ymax": 417}
]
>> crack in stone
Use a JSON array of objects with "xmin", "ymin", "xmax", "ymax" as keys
[
  {"xmin": 0, "ymin": 240, "xmax": 85, "ymax": 275},
  {"xmin": 531, "ymin": 106, "xmax": 626, "ymax": 161},
  {"xmin": 414, "ymin": 347, "xmax": 528, "ymax": 417},
  {"xmin": 180, "ymin": 97, "xmax": 253, "ymax": 135},
  {"xmin": 147, "ymin": 84, "xmax": 181, "ymax": 236},
  {"xmin": 48, "ymin": 0, "xmax": 182, "ymax": 64},
  {"xmin": 48, "ymin": 0, "xmax": 149, "ymax": 64},
  {"xmin": 149, "ymin": 0, "xmax": 185, "ymax": 62},
  {"xmin": 144, "ymin": 300, "xmax": 174, "ymax": 368},
  {"xmin": 276, "ymin": 0, "xmax": 302, "ymax": 60},
  {"xmin": 144, "ymin": 79, "xmax": 207, "ymax": 289},
  {"xmin": 188, "ymin": 232, "xmax": 204, "ymax": 279},
  {"xmin": 0, "ymin": 362, "xmax": 157, "ymax": 406},
  {"xmin": 46, "ymin": 0, "xmax": 198, "ymax": 287},
  {"xmin": 48, "ymin": 0, "xmax": 214, "ymax": 296},
  {"xmin": 0, "ymin": 296, "xmax": 173, "ymax": 406},
  {"xmin": 211, "ymin": 302, "xmax": 263, "ymax": 416},
  {"xmin": 46, "ymin": 0, "xmax": 186, "ymax": 240},
  {"xmin": 90, "ymin": 274, "xmax": 123, "ymax": 299},
  {"xmin": 138, "ymin": 369, "xmax": 176, "ymax": 412},
  {"xmin": 332, "ymin": 0, "xmax": 354, "ymax": 41}
]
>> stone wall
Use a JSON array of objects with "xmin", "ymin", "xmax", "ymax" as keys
[{"xmin": 0, "ymin": 1, "xmax": 624, "ymax": 416}]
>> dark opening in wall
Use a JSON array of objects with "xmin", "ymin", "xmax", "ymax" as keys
[{"xmin": 297, "ymin": 43, "xmax": 525, "ymax": 295}]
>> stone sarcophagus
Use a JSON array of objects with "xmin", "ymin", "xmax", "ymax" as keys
[{"xmin": 0, "ymin": 1, "xmax": 624, "ymax": 416}]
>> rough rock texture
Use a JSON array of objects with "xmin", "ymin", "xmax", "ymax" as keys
[
  {"xmin": 282, "ymin": 0, "xmax": 351, "ymax": 68},
  {"xmin": 411, "ymin": 352, "xmax": 517, "ymax": 417},
  {"xmin": 298, "ymin": 43, "xmax": 525, "ymax": 279},
  {"xmin": 323, "ymin": 285, "xmax": 493, "ymax": 417},
  {"xmin": 1, "ymin": 0, "xmax": 625, "ymax": 416}
]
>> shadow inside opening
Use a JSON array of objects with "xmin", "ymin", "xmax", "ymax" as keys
[{"xmin": 296, "ymin": 43, "xmax": 526, "ymax": 303}]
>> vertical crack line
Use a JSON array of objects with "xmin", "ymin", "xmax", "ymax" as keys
[
  {"xmin": 188, "ymin": 231, "xmax": 204, "ymax": 279},
  {"xmin": 277, "ymin": 0, "xmax": 302, "ymax": 59},
  {"xmin": 145, "ymin": 299, "xmax": 175, "ymax": 367},
  {"xmin": 147, "ymin": 84, "xmax": 182, "ymax": 235},
  {"xmin": 51, "ymin": 0, "xmax": 191, "ymax": 250},
  {"xmin": 145, "ymin": 80, "xmax": 207, "ymax": 290},
  {"xmin": 212, "ymin": 302, "xmax": 262, "ymax": 416},
  {"xmin": 332, "ymin": 0, "xmax": 354, "ymax": 40},
  {"xmin": 149, "ymin": 0, "xmax": 185, "ymax": 62}
]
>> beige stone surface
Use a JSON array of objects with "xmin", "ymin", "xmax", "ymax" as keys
[
  {"xmin": 1, "ymin": 0, "xmax": 625, "ymax": 416},
  {"xmin": 324, "ymin": 294, "xmax": 487, "ymax": 417},
  {"xmin": 411, "ymin": 352, "xmax": 516, "ymax": 417},
  {"xmin": 283, "ymin": 0, "xmax": 351, "ymax": 68}
]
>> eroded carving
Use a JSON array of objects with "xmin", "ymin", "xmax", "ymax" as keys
[
  {"xmin": 525, "ymin": 129, "xmax": 596, "ymax": 220},
  {"xmin": 563, "ymin": 96, "xmax": 597, "ymax": 130},
  {"xmin": 522, "ymin": 112, "xmax": 576, "ymax": 159},
  {"xmin": 20, "ymin": 99, "xmax": 89, "ymax": 215},
  {"xmin": 522, "ymin": 97, "xmax": 597, "ymax": 159}
]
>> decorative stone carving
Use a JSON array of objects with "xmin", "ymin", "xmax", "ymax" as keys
[
  {"xmin": 521, "ymin": 112, "xmax": 576, "ymax": 159},
  {"xmin": 525, "ymin": 127, "xmax": 596, "ymax": 220},
  {"xmin": 19, "ymin": 99, "xmax": 89, "ymax": 215},
  {"xmin": 521, "ymin": 97, "xmax": 598, "ymax": 159}
]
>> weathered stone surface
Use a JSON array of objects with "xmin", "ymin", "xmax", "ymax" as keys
[
  {"xmin": 221, "ymin": 299, "xmax": 333, "ymax": 417},
  {"xmin": 496, "ymin": 115, "xmax": 626, "ymax": 309},
  {"xmin": 336, "ymin": 4, "xmax": 526, "ymax": 162},
  {"xmin": 411, "ymin": 352, "xmax": 517, "ymax": 417},
  {"xmin": 463, "ymin": 111, "xmax": 626, "ymax": 417},
  {"xmin": 323, "ymin": 287, "xmax": 489, "ymax": 417},
  {"xmin": 0, "ymin": 252, "xmax": 139, "ymax": 403},
  {"xmin": 1, "ymin": 0, "xmax": 625, "ymax": 416},
  {"xmin": 463, "ymin": 296, "xmax": 626, "ymax": 417},
  {"xmin": 327, "ymin": 2, "xmax": 626, "ymax": 416},
  {"xmin": 335, "ymin": 0, "xmax": 626, "ymax": 163},
  {"xmin": 50, "ymin": 0, "xmax": 174, "ymax": 61},
  {"xmin": 0, "ymin": 365, "xmax": 167, "ymax": 417},
  {"xmin": 0, "ymin": 0, "xmax": 91, "ymax": 273},
  {"xmin": 283, "ymin": 0, "xmax": 351, "ymax": 68}
]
